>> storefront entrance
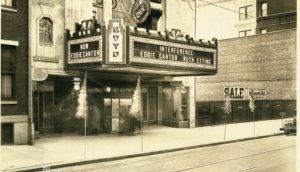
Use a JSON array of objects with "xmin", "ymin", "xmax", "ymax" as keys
[
  {"xmin": 142, "ymin": 87, "xmax": 158, "ymax": 124},
  {"xmin": 32, "ymin": 77, "xmax": 190, "ymax": 138},
  {"xmin": 33, "ymin": 82, "xmax": 54, "ymax": 133}
]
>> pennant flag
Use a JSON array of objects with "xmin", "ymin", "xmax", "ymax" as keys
[
  {"xmin": 130, "ymin": 77, "xmax": 141, "ymax": 119},
  {"xmin": 249, "ymin": 89, "xmax": 255, "ymax": 112},
  {"xmin": 75, "ymin": 72, "xmax": 87, "ymax": 119},
  {"xmin": 224, "ymin": 92, "xmax": 231, "ymax": 114}
]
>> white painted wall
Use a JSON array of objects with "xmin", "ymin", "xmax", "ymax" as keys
[
  {"xmin": 65, "ymin": 0, "xmax": 93, "ymax": 33},
  {"xmin": 196, "ymin": 0, "xmax": 238, "ymax": 40},
  {"xmin": 14, "ymin": 123, "xmax": 29, "ymax": 144},
  {"xmin": 29, "ymin": 0, "xmax": 65, "ymax": 74}
]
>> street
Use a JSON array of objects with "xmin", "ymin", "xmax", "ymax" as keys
[{"xmin": 51, "ymin": 135, "xmax": 296, "ymax": 172}]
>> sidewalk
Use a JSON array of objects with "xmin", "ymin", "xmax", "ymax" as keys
[{"xmin": 1, "ymin": 119, "xmax": 288, "ymax": 171}]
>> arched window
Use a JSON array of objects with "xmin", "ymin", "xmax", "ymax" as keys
[{"xmin": 39, "ymin": 17, "xmax": 53, "ymax": 44}]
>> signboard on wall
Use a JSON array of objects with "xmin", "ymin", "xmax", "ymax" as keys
[
  {"xmin": 106, "ymin": 20, "xmax": 126, "ymax": 64},
  {"xmin": 66, "ymin": 36, "xmax": 102, "ymax": 66},
  {"xmin": 129, "ymin": 36, "xmax": 217, "ymax": 71},
  {"xmin": 224, "ymin": 87, "xmax": 267, "ymax": 100},
  {"xmin": 32, "ymin": 68, "xmax": 48, "ymax": 81}
]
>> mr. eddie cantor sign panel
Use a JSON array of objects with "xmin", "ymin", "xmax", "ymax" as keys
[
  {"xmin": 67, "ymin": 36, "xmax": 102, "ymax": 65},
  {"xmin": 129, "ymin": 36, "xmax": 217, "ymax": 70}
]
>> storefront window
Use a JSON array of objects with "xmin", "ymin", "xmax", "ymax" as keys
[
  {"xmin": 104, "ymin": 98, "xmax": 112, "ymax": 132},
  {"xmin": 142, "ymin": 88, "xmax": 148, "ymax": 121},
  {"xmin": 119, "ymin": 99, "xmax": 132, "ymax": 117},
  {"xmin": 181, "ymin": 87, "xmax": 189, "ymax": 121},
  {"xmin": 232, "ymin": 101, "xmax": 247, "ymax": 123},
  {"xmin": 196, "ymin": 100, "xmax": 296, "ymax": 127},
  {"xmin": 272, "ymin": 100, "xmax": 286, "ymax": 119},
  {"xmin": 148, "ymin": 87, "xmax": 157, "ymax": 121},
  {"xmin": 162, "ymin": 88, "xmax": 172, "ymax": 120},
  {"xmin": 285, "ymin": 101, "xmax": 296, "ymax": 117},
  {"xmin": 196, "ymin": 102, "xmax": 214, "ymax": 126}
]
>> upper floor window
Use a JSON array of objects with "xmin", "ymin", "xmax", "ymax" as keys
[
  {"xmin": 1, "ymin": 45, "xmax": 16, "ymax": 99},
  {"xmin": 239, "ymin": 30, "xmax": 251, "ymax": 37},
  {"xmin": 260, "ymin": 28, "xmax": 267, "ymax": 34},
  {"xmin": 1, "ymin": 0, "xmax": 16, "ymax": 8},
  {"xmin": 261, "ymin": 2, "xmax": 268, "ymax": 17},
  {"xmin": 239, "ymin": 5, "xmax": 252, "ymax": 21},
  {"xmin": 39, "ymin": 17, "xmax": 53, "ymax": 45}
]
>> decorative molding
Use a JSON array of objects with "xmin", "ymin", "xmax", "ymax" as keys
[
  {"xmin": 38, "ymin": 0, "xmax": 54, "ymax": 15},
  {"xmin": 1, "ymin": 101, "xmax": 18, "ymax": 105},
  {"xmin": 1, "ymin": 7, "xmax": 17, "ymax": 13},
  {"xmin": 168, "ymin": 29, "xmax": 185, "ymax": 40},
  {"xmin": 1, "ymin": 39, "xmax": 19, "ymax": 46},
  {"xmin": 32, "ymin": 68, "xmax": 48, "ymax": 81},
  {"xmin": 1, "ymin": 115, "xmax": 28, "ymax": 123},
  {"xmin": 130, "ymin": 0, "xmax": 151, "ymax": 24},
  {"xmin": 38, "ymin": 0, "xmax": 54, "ymax": 7},
  {"xmin": 33, "ymin": 56, "xmax": 59, "ymax": 63},
  {"xmin": 93, "ymin": 0, "xmax": 117, "ymax": 9}
]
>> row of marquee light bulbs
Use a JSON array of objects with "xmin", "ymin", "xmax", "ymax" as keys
[{"xmin": 69, "ymin": 19, "xmax": 217, "ymax": 46}]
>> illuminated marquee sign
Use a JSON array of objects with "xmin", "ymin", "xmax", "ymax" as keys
[
  {"xmin": 106, "ymin": 20, "xmax": 125, "ymax": 64},
  {"xmin": 67, "ymin": 36, "xmax": 102, "ymax": 65},
  {"xmin": 129, "ymin": 36, "xmax": 217, "ymax": 71}
]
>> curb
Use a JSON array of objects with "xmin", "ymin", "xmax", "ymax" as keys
[{"xmin": 8, "ymin": 133, "xmax": 284, "ymax": 172}]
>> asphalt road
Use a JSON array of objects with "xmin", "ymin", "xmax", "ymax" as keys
[{"xmin": 51, "ymin": 135, "xmax": 296, "ymax": 172}]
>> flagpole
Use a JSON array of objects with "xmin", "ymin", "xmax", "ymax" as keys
[
  {"xmin": 249, "ymin": 87, "xmax": 255, "ymax": 137},
  {"xmin": 140, "ymin": 76, "xmax": 143, "ymax": 152},
  {"xmin": 224, "ymin": 112, "xmax": 227, "ymax": 141},
  {"xmin": 252, "ymin": 88, "xmax": 255, "ymax": 136},
  {"xmin": 253, "ymin": 111, "xmax": 255, "ymax": 136},
  {"xmin": 224, "ymin": 88, "xmax": 230, "ymax": 141},
  {"xmin": 84, "ymin": 71, "xmax": 87, "ymax": 159}
]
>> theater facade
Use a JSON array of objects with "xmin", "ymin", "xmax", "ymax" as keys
[{"xmin": 58, "ymin": 19, "xmax": 218, "ymax": 134}]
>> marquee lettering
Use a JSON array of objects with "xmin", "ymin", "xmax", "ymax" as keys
[{"xmin": 134, "ymin": 42, "xmax": 214, "ymax": 65}]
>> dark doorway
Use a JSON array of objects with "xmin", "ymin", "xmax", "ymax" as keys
[{"xmin": 1, "ymin": 123, "xmax": 14, "ymax": 144}]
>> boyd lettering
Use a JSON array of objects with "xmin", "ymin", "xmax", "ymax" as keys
[
  {"xmin": 113, "ymin": 35, "xmax": 119, "ymax": 41},
  {"xmin": 113, "ymin": 51, "xmax": 119, "ymax": 57},
  {"xmin": 113, "ymin": 27, "xmax": 119, "ymax": 33},
  {"xmin": 113, "ymin": 43, "xmax": 119, "ymax": 49}
]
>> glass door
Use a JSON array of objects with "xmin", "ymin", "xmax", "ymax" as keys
[
  {"xmin": 34, "ymin": 82, "xmax": 54, "ymax": 133},
  {"xmin": 148, "ymin": 87, "xmax": 157, "ymax": 123}
]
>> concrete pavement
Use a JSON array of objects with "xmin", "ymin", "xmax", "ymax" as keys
[
  {"xmin": 1, "ymin": 119, "xmax": 291, "ymax": 171},
  {"xmin": 50, "ymin": 135, "xmax": 296, "ymax": 172}
]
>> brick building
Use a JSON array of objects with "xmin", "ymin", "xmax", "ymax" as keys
[
  {"xmin": 196, "ymin": 29, "xmax": 296, "ymax": 126},
  {"xmin": 1, "ymin": 0, "xmax": 30, "ymax": 144},
  {"xmin": 194, "ymin": 0, "xmax": 296, "ymax": 39}
]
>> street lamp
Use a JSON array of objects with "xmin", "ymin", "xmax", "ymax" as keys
[
  {"xmin": 106, "ymin": 86, "xmax": 111, "ymax": 92},
  {"xmin": 73, "ymin": 77, "xmax": 81, "ymax": 91}
]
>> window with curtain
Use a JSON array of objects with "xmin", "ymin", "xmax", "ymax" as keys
[
  {"xmin": 1, "ymin": 45, "xmax": 16, "ymax": 99},
  {"xmin": 39, "ymin": 17, "xmax": 53, "ymax": 45},
  {"xmin": 261, "ymin": 2, "xmax": 268, "ymax": 17},
  {"xmin": 1, "ymin": 74, "xmax": 13, "ymax": 98},
  {"xmin": 1, "ymin": 0, "xmax": 16, "ymax": 7}
]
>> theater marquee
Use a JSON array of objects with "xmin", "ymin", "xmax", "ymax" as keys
[
  {"xmin": 65, "ymin": 19, "xmax": 218, "ymax": 75},
  {"xmin": 129, "ymin": 36, "xmax": 217, "ymax": 71},
  {"xmin": 66, "ymin": 36, "xmax": 102, "ymax": 66}
]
